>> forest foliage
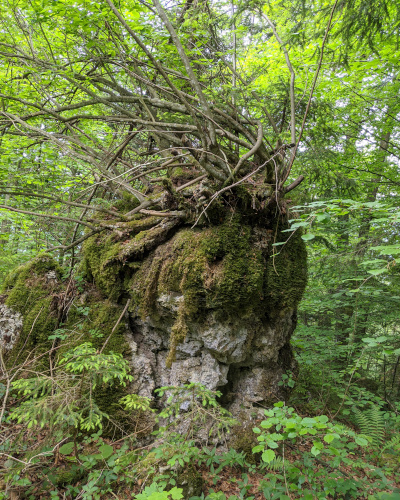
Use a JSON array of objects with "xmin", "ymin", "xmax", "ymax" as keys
[{"xmin": 1, "ymin": 0, "xmax": 400, "ymax": 497}]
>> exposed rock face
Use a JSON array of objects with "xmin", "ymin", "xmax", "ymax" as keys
[
  {"xmin": 0, "ymin": 302, "xmax": 23, "ymax": 351},
  {"xmin": 128, "ymin": 294, "xmax": 298, "ymax": 415}
]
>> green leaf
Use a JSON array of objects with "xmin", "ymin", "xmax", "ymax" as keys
[
  {"xmin": 261, "ymin": 449, "xmax": 276, "ymax": 463},
  {"xmin": 59, "ymin": 442, "xmax": 74, "ymax": 455},
  {"xmin": 301, "ymin": 233, "xmax": 315, "ymax": 241},
  {"xmin": 97, "ymin": 444, "xmax": 114, "ymax": 459},
  {"xmin": 316, "ymin": 213, "xmax": 331, "ymax": 223},
  {"xmin": 311, "ymin": 446, "xmax": 321, "ymax": 456},
  {"xmin": 170, "ymin": 487, "xmax": 184, "ymax": 499},
  {"xmin": 355, "ymin": 436, "xmax": 368, "ymax": 447},
  {"xmin": 367, "ymin": 268, "xmax": 387, "ymax": 275}
]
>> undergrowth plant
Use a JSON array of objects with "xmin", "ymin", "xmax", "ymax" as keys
[
  {"xmin": 2, "ymin": 382, "xmax": 399, "ymax": 499},
  {"xmin": 9, "ymin": 342, "xmax": 133, "ymax": 432}
]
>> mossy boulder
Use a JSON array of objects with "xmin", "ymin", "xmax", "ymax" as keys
[
  {"xmin": 128, "ymin": 214, "xmax": 306, "ymax": 367},
  {"xmin": 1, "ymin": 255, "xmax": 134, "ymax": 433},
  {"xmin": 2, "ymin": 208, "xmax": 307, "ymax": 421},
  {"xmin": 131, "ymin": 215, "xmax": 306, "ymax": 318},
  {"xmin": 1, "ymin": 255, "xmax": 63, "ymax": 366},
  {"xmin": 120, "ymin": 213, "xmax": 307, "ymax": 415}
]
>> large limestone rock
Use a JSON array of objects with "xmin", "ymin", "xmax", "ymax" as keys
[
  {"xmin": 2, "ymin": 212, "xmax": 307, "ymax": 420},
  {"xmin": 0, "ymin": 302, "xmax": 23, "ymax": 351}
]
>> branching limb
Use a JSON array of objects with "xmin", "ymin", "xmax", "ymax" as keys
[
  {"xmin": 225, "ymin": 120, "xmax": 264, "ymax": 185},
  {"xmin": 0, "ymin": 204, "xmax": 97, "ymax": 230},
  {"xmin": 279, "ymin": 0, "xmax": 339, "ymax": 189},
  {"xmin": 262, "ymin": 12, "xmax": 296, "ymax": 145},
  {"xmin": 152, "ymin": 0, "xmax": 217, "ymax": 146}
]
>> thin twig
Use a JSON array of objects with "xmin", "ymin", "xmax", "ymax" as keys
[{"xmin": 100, "ymin": 299, "xmax": 131, "ymax": 354}]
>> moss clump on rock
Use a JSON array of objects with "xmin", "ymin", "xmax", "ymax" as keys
[
  {"xmin": 131, "ymin": 216, "xmax": 266, "ymax": 319},
  {"xmin": 81, "ymin": 234, "xmax": 125, "ymax": 300},
  {"xmin": 264, "ymin": 224, "xmax": 308, "ymax": 311},
  {"xmin": 81, "ymin": 216, "xmax": 177, "ymax": 301},
  {"xmin": 60, "ymin": 287, "xmax": 129, "ymax": 353},
  {"xmin": 2, "ymin": 255, "xmax": 63, "ymax": 366},
  {"xmin": 230, "ymin": 422, "xmax": 261, "ymax": 464},
  {"xmin": 176, "ymin": 464, "xmax": 203, "ymax": 498}
]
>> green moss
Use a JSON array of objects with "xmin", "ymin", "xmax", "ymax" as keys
[
  {"xmin": 81, "ymin": 217, "xmax": 165, "ymax": 300},
  {"xmin": 231, "ymin": 423, "xmax": 260, "ymax": 464},
  {"xmin": 166, "ymin": 302, "xmax": 189, "ymax": 368},
  {"xmin": 123, "ymin": 215, "xmax": 161, "ymax": 232},
  {"xmin": 52, "ymin": 467, "xmax": 86, "ymax": 486},
  {"xmin": 3, "ymin": 253, "xmax": 134, "ymax": 432},
  {"xmin": 82, "ymin": 234, "xmax": 124, "ymax": 300},
  {"xmin": 3, "ymin": 255, "xmax": 63, "ymax": 367},
  {"xmin": 176, "ymin": 464, "xmax": 203, "ymax": 498},
  {"xmin": 64, "ymin": 297, "xmax": 128, "ymax": 354},
  {"xmin": 113, "ymin": 192, "xmax": 141, "ymax": 213},
  {"xmin": 2, "ymin": 253, "xmax": 62, "ymax": 294},
  {"xmin": 132, "ymin": 215, "xmax": 271, "ymax": 318},
  {"xmin": 264, "ymin": 224, "xmax": 308, "ymax": 312}
]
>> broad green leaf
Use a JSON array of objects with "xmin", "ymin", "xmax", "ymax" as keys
[
  {"xmin": 261, "ymin": 449, "xmax": 276, "ymax": 463},
  {"xmin": 59, "ymin": 442, "xmax": 74, "ymax": 455}
]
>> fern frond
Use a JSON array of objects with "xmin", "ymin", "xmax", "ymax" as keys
[
  {"xmin": 353, "ymin": 405, "xmax": 385, "ymax": 447},
  {"xmin": 380, "ymin": 434, "xmax": 400, "ymax": 456},
  {"xmin": 266, "ymin": 456, "xmax": 284, "ymax": 471},
  {"xmin": 353, "ymin": 407, "xmax": 369, "ymax": 435}
]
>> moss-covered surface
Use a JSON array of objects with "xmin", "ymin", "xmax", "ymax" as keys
[
  {"xmin": 2, "ymin": 254, "xmax": 133, "ymax": 431},
  {"xmin": 81, "ymin": 216, "xmax": 166, "ymax": 300},
  {"xmin": 131, "ymin": 215, "xmax": 306, "ymax": 320},
  {"xmin": 81, "ymin": 233, "xmax": 126, "ymax": 300},
  {"xmin": 60, "ymin": 288, "xmax": 128, "ymax": 353},
  {"xmin": 127, "ymin": 214, "xmax": 306, "ymax": 364},
  {"xmin": 230, "ymin": 422, "xmax": 261, "ymax": 464},
  {"xmin": 2, "ymin": 255, "xmax": 63, "ymax": 367},
  {"xmin": 78, "ymin": 209, "xmax": 307, "ymax": 366},
  {"xmin": 176, "ymin": 464, "xmax": 204, "ymax": 497}
]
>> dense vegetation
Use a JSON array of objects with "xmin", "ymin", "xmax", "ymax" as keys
[{"xmin": 1, "ymin": 0, "xmax": 400, "ymax": 498}]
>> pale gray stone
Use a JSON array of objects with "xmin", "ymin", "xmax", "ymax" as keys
[
  {"xmin": 127, "ymin": 292, "xmax": 297, "ymax": 418},
  {"xmin": 0, "ymin": 304, "xmax": 23, "ymax": 350}
]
